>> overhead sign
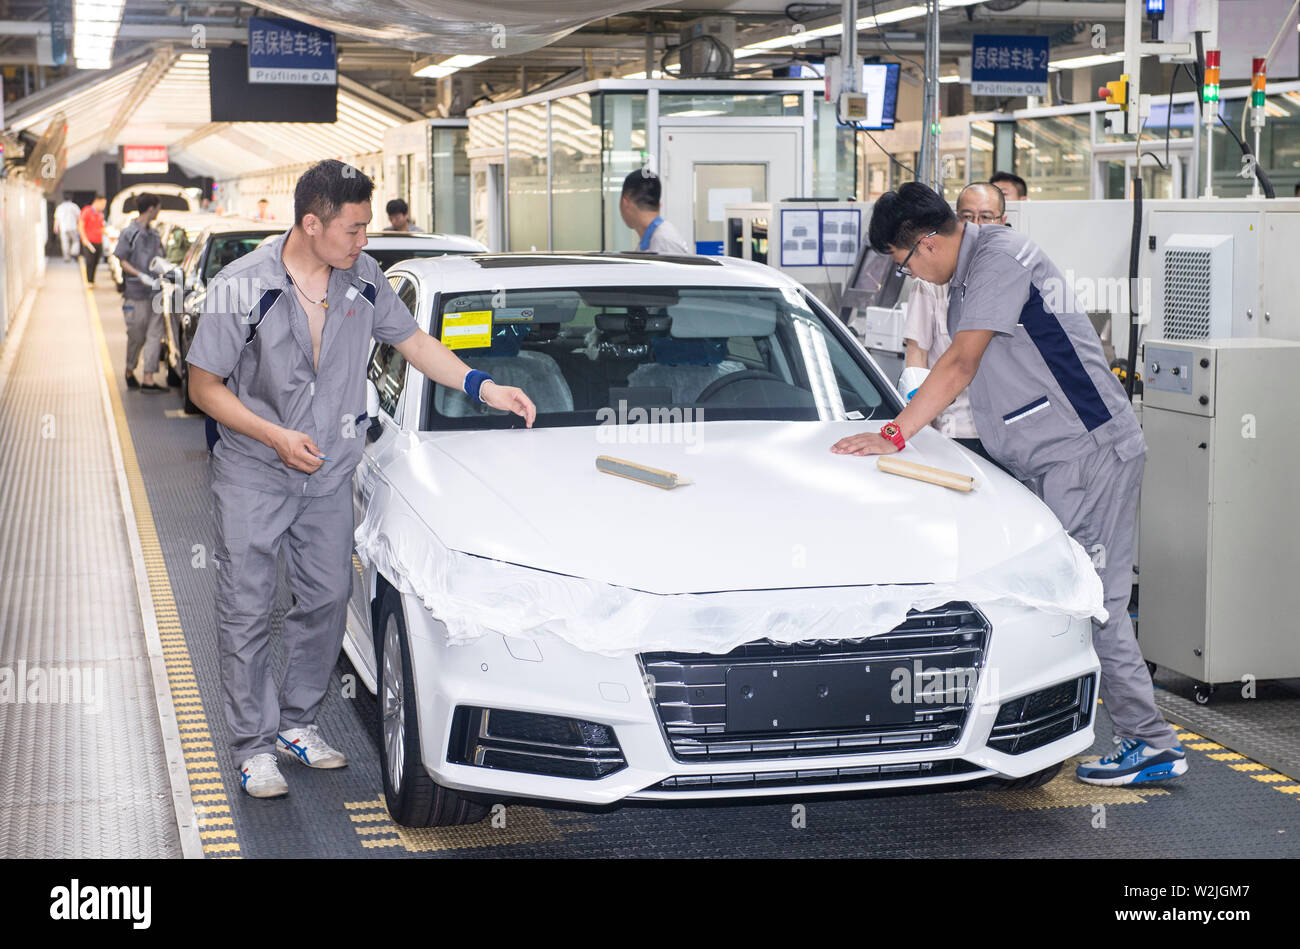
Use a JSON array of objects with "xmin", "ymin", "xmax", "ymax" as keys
[
  {"xmin": 248, "ymin": 16, "xmax": 337, "ymax": 85},
  {"xmin": 971, "ymin": 34, "xmax": 1049, "ymax": 97},
  {"xmin": 122, "ymin": 145, "xmax": 169, "ymax": 175}
]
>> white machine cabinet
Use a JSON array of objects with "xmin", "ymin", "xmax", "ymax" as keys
[{"xmin": 1138, "ymin": 338, "xmax": 1300, "ymax": 702}]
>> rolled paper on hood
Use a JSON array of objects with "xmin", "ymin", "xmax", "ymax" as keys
[{"xmin": 877, "ymin": 455, "xmax": 975, "ymax": 493}]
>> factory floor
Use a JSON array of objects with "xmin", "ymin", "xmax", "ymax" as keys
[{"xmin": 1, "ymin": 258, "xmax": 1297, "ymax": 859}]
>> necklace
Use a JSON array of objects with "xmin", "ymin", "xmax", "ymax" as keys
[{"xmin": 285, "ymin": 266, "xmax": 330, "ymax": 309}]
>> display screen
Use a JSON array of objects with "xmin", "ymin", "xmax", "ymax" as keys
[{"xmin": 860, "ymin": 63, "xmax": 900, "ymax": 130}]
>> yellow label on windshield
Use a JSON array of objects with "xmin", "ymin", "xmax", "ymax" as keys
[{"xmin": 441, "ymin": 310, "xmax": 492, "ymax": 350}]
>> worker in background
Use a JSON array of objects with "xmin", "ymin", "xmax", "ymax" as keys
[
  {"xmin": 833, "ymin": 182, "xmax": 1186, "ymax": 787},
  {"xmin": 990, "ymin": 170, "xmax": 1027, "ymax": 202},
  {"xmin": 255, "ymin": 198, "xmax": 274, "ymax": 221},
  {"xmin": 78, "ymin": 194, "xmax": 107, "ymax": 286},
  {"xmin": 200, "ymin": 196, "xmax": 216, "ymax": 213},
  {"xmin": 186, "ymin": 159, "xmax": 536, "ymax": 799},
  {"xmin": 899, "ymin": 182, "xmax": 1007, "ymax": 467},
  {"xmin": 620, "ymin": 170, "xmax": 692, "ymax": 255},
  {"xmin": 54, "ymin": 193, "xmax": 82, "ymax": 261},
  {"xmin": 385, "ymin": 198, "xmax": 423, "ymax": 232},
  {"xmin": 114, "ymin": 193, "xmax": 167, "ymax": 392}
]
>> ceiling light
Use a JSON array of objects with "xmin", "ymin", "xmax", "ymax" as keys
[
  {"xmin": 412, "ymin": 54, "xmax": 489, "ymax": 79},
  {"xmin": 1047, "ymin": 51, "xmax": 1125, "ymax": 71}
]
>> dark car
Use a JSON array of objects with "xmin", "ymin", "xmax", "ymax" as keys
[{"xmin": 159, "ymin": 219, "xmax": 281, "ymax": 413}]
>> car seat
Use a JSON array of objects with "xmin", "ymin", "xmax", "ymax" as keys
[{"xmin": 436, "ymin": 325, "xmax": 574, "ymax": 417}]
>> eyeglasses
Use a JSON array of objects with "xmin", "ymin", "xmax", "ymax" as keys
[
  {"xmin": 896, "ymin": 230, "xmax": 938, "ymax": 277},
  {"xmin": 957, "ymin": 210, "xmax": 1003, "ymax": 224}
]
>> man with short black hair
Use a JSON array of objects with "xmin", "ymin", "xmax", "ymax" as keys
[
  {"xmin": 990, "ymin": 170, "xmax": 1027, "ymax": 202},
  {"xmin": 114, "ymin": 193, "xmax": 167, "ymax": 391},
  {"xmin": 832, "ymin": 181, "xmax": 1186, "ymax": 787},
  {"xmin": 620, "ymin": 170, "xmax": 692, "ymax": 254},
  {"xmin": 385, "ymin": 198, "xmax": 422, "ymax": 232},
  {"xmin": 187, "ymin": 159, "xmax": 536, "ymax": 799},
  {"xmin": 78, "ymin": 194, "xmax": 107, "ymax": 285}
]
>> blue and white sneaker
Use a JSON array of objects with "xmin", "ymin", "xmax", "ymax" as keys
[
  {"xmin": 239, "ymin": 753, "xmax": 288, "ymax": 798},
  {"xmin": 1075, "ymin": 737, "xmax": 1188, "ymax": 785},
  {"xmin": 277, "ymin": 725, "xmax": 347, "ymax": 769}
]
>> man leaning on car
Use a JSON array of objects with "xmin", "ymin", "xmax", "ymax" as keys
[
  {"xmin": 185, "ymin": 158, "xmax": 537, "ymax": 799},
  {"xmin": 832, "ymin": 182, "xmax": 1187, "ymax": 789}
]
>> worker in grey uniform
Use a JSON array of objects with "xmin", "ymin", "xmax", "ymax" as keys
[
  {"xmin": 832, "ymin": 182, "xmax": 1186, "ymax": 787},
  {"xmin": 114, "ymin": 193, "xmax": 167, "ymax": 391},
  {"xmin": 186, "ymin": 159, "xmax": 537, "ymax": 798}
]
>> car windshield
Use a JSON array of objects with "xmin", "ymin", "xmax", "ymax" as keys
[
  {"xmin": 366, "ymin": 247, "xmax": 476, "ymax": 271},
  {"xmin": 204, "ymin": 234, "xmax": 273, "ymax": 280},
  {"xmin": 423, "ymin": 284, "xmax": 895, "ymax": 430}
]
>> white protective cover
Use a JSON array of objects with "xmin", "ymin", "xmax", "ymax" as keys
[
  {"xmin": 355, "ymin": 428, "xmax": 1107, "ymax": 658},
  {"xmin": 257, "ymin": 1, "xmax": 658, "ymax": 56}
]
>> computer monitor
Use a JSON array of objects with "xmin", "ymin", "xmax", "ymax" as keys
[
  {"xmin": 859, "ymin": 63, "xmax": 900, "ymax": 130},
  {"xmin": 839, "ymin": 244, "xmax": 905, "ymax": 320}
]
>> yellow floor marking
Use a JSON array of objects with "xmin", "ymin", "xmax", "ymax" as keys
[
  {"xmin": 960, "ymin": 758, "xmax": 1171, "ymax": 811},
  {"xmin": 1231, "ymin": 762, "xmax": 1267, "ymax": 772},
  {"xmin": 86, "ymin": 282, "xmax": 237, "ymax": 858},
  {"xmin": 343, "ymin": 796, "xmax": 595, "ymax": 853},
  {"xmin": 1250, "ymin": 773, "xmax": 1290, "ymax": 784},
  {"xmin": 1209, "ymin": 752, "xmax": 1245, "ymax": 761}
]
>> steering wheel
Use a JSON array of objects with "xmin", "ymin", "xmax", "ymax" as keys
[{"xmin": 695, "ymin": 369, "xmax": 788, "ymax": 403}]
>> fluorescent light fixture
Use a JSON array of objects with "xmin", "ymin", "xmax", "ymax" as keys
[
  {"xmin": 412, "ymin": 54, "xmax": 489, "ymax": 79},
  {"xmin": 74, "ymin": 0, "xmax": 124, "ymax": 69},
  {"xmin": 938, "ymin": 74, "xmax": 961, "ymax": 83},
  {"xmin": 1047, "ymin": 51, "xmax": 1124, "ymax": 70}
]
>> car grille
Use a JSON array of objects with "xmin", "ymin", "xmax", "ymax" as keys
[
  {"xmin": 640, "ymin": 602, "xmax": 989, "ymax": 763},
  {"xmin": 987, "ymin": 674, "xmax": 1096, "ymax": 755},
  {"xmin": 647, "ymin": 759, "xmax": 985, "ymax": 792}
]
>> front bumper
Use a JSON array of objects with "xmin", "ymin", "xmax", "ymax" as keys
[{"xmin": 403, "ymin": 597, "xmax": 1099, "ymax": 806}]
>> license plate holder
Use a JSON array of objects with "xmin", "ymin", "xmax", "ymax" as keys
[{"xmin": 724, "ymin": 660, "xmax": 917, "ymax": 733}]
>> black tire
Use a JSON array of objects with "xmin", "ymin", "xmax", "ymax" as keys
[
  {"xmin": 995, "ymin": 761, "xmax": 1062, "ymax": 790},
  {"xmin": 374, "ymin": 585, "xmax": 489, "ymax": 827}
]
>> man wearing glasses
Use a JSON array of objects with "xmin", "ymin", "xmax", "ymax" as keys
[
  {"xmin": 898, "ymin": 184, "xmax": 1008, "ymax": 466},
  {"xmin": 832, "ymin": 182, "xmax": 1186, "ymax": 788}
]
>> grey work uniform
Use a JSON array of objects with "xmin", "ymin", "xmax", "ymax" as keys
[
  {"xmin": 113, "ymin": 219, "xmax": 166, "ymax": 375},
  {"xmin": 185, "ymin": 232, "xmax": 417, "ymax": 767},
  {"xmin": 946, "ymin": 222, "xmax": 1177, "ymax": 750}
]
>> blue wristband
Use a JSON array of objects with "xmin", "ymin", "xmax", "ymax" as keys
[{"xmin": 463, "ymin": 369, "xmax": 493, "ymax": 404}]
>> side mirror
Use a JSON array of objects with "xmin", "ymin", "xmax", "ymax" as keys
[{"xmin": 365, "ymin": 380, "xmax": 383, "ymax": 443}]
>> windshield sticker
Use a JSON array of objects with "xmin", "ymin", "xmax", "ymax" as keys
[
  {"xmin": 494, "ymin": 306, "xmax": 535, "ymax": 322},
  {"xmin": 441, "ymin": 310, "xmax": 493, "ymax": 349}
]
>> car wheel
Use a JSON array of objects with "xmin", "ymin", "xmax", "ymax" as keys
[
  {"xmin": 374, "ymin": 585, "xmax": 489, "ymax": 827},
  {"xmin": 994, "ymin": 761, "xmax": 1061, "ymax": 790}
]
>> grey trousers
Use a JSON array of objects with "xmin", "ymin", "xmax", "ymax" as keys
[
  {"xmin": 1024, "ymin": 439, "xmax": 1179, "ymax": 750},
  {"xmin": 123, "ymin": 297, "xmax": 164, "ymax": 375},
  {"xmin": 210, "ymin": 477, "xmax": 354, "ymax": 766}
]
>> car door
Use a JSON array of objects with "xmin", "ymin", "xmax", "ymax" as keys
[{"xmin": 347, "ymin": 271, "xmax": 419, "ymax": 674}]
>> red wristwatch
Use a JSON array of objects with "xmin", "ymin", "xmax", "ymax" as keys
[{"xmin": 880, "ymin": 421, "xmax": 906, "ymax": 451}]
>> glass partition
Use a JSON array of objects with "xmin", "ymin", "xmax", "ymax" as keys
[
  {"xmin": 969, "ymin": 120, "xmax": 995, "ymax": 185},
  {"xmin": 812, "ymin": 96, "xmax": 856, "ymax": 198},
  {"xmin": 1013, "ymin": 113, "xmax": 1091, "ymax": 199},
  {"xmin": 1203, "ymin": 92, "xmax": 1300, "ymax": 197},
  {"xmin": 597, "ymin": 92, "xmax": 648, "ymax": 252},
  {"xmin": 659, "ymin": 92, "xmax": 800, "ymax": 117},
  {"xmin": 431, "ymin": 126, "xmax": 470, "ymax": 235},
  {"xmin": 550, "ymin": 94, "xmax": 604, "ymax": 251},
  {"xmin": 507, "ymin": 103, "xmax": 549, "ymax": 250}
]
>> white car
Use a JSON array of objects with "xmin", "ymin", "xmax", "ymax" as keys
[
  {"xmin": 348, "ymin": 253, "xmax": 1104, "ymax": 826},
  {"xmin": 360, "ymin": 231, "xmax": 487, "ymax": 270}
]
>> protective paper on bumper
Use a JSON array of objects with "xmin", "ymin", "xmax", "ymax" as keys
[{"xmin": 355, "ymin": 476, "xmax": 1107, "ymax": 659}]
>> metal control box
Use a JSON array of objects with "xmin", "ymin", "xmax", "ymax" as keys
[{"xmin": 1138, "ymin": 338, "xmax": 1300, "ymax": 693}]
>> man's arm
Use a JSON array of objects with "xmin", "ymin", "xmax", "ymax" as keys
[
  {"xmin": 189, "ymin": 367, "xmax": 325, "ymax": 474},
  {"xmin": 830, "ymin": 329, "xmax": 994, "ymax": 456},
  {"xmin": 394, "ymin": 329, "xmax": 536, "ymax": 427}
]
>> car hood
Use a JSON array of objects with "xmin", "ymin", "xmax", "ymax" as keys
[{"xmin": 384, "ymin": 419, "xmax": 1066, "ymax": 596}]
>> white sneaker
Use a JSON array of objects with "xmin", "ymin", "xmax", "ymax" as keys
[
  {"xmin": 239, "ymin": 753, "xmax": 288, "ymax": 798},
  {"xmin": 276, "ymin": 725, "xmax": 347, "ymax": 769}
]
